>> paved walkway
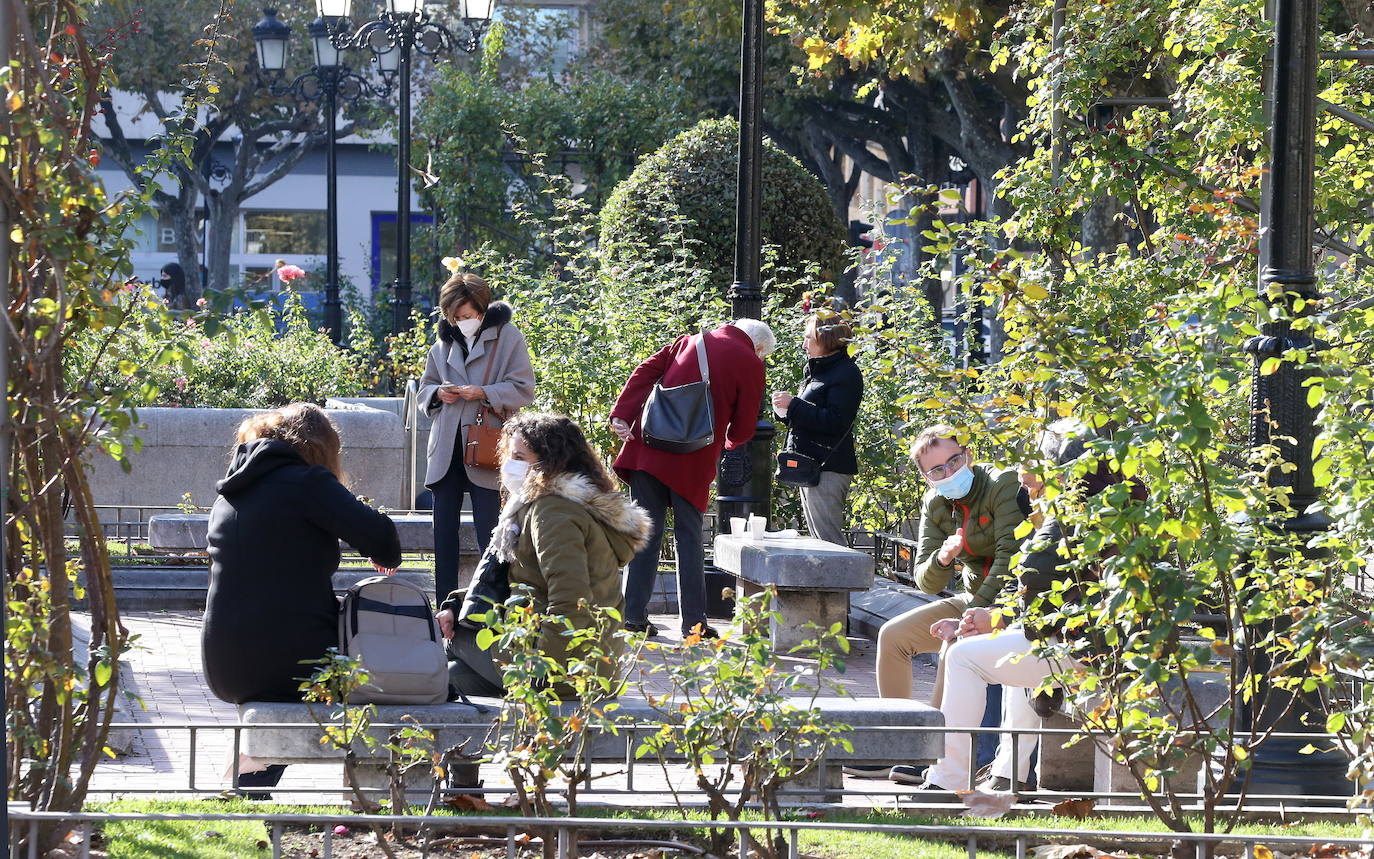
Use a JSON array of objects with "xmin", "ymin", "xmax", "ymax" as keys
[{"xmin": 90, "ymin": 609, "xmax": 939, "ymax": 805}]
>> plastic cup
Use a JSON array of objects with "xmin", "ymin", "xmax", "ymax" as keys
[{"xmin": 730, "ymin": 516, "xmax": 747, "ymax": 536}]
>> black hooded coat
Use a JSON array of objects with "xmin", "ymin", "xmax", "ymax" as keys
[{"xmin": 201, "ymin": 438, "xmax": 402, "ymax": 703}]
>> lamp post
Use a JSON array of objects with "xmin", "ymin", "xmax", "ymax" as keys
[
  {"xmin": 323, "ymin": 0, "xmax": 494, "ymax": 335},
  {"xmin": 1243, "ymin": 0, "xmax": 1351, "ymax": 798},
  {"xmin": 716, "ymin": 0, "xmax": 775, "ymax": 530},
  {"xmin": 252, "ymin": 6, "xmax": 383, "ymax": 344}
]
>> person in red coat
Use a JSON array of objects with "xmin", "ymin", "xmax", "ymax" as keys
[{"xmin": 610, "ymin": 319, "xmax": 774, "ymax": 637}]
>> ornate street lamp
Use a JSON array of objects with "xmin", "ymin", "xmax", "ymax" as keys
[
  {"xmin": 325, "ymin": 0, "xmax": 494, "ymax": 334},
  {"xmin": 716, "ymin": 0, "xmax": 775, "ymax": 531},
  {"xmin": 1243, "ymin": 0, "xmax": 1352, "ymax": 798},
  {"xmin": 251, "ymin": 7, "xmax": 384, "ymax": 343}
]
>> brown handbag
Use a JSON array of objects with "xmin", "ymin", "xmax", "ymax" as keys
[{"xmin": 463, "ymin": 327, "xmax": 506, "ymax": 471}]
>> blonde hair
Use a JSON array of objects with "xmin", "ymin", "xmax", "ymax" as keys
[
  {"xmin": 909, "ymin": 424, "xmax": 964, "ymax": 463},
  {"xmin": 235, "ymin": 403, "xmax": 344, "ymax": 479}
]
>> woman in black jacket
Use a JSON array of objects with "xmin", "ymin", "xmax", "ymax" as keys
[
  {"xmin": 202, "ymin": 403, "xmax": 402, "ymax": 795},
  {"xmin": 202, "ymin": 403, "xmax": 402, "ymax": 704},
  {"xmin": 771, "ymin": 313, "xmax": 864, "ymax": 545}
]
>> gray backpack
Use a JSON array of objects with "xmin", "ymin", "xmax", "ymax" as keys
[{"xmin": 338, "ymin": 576, "xmax": 448, "ymax": 705}]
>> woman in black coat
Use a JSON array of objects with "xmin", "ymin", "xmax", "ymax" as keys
[
  {"xmin": 202, "ymin": 403, "xmax": 402, "ymax": 705},
  {"xmin": 771, "ymin": 314, "xmax": 864, "ymax": 545}
]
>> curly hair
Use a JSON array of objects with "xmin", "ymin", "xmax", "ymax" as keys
[
  {"xmin": 499, "ymin": 413, "xmax": 614, "ymax": 496},
  {"xmin": 235, "ymin": 402, "xmax": 344, "ymax": 479}
]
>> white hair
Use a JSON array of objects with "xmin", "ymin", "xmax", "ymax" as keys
[{"xmin": 731, "ymin": 318, "xmax": 776, "ymax": 356}]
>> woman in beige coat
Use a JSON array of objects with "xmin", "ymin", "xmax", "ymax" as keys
[{"xmin": 417, "ymin": 272, "xmax": 535, "ymax": 604}]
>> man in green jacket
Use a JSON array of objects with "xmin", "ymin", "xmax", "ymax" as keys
[{"xmin": 867, "ymin": 424, "xmax": 1027, "ymax": 782}]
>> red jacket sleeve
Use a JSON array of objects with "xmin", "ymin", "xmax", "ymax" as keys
[
  {"xmin": 610, "ymin": 335, "xmax": 686, "ymax": 427},
  {"xmin": 724, "ymin": 356, "xmax": 765, "ymax": 449}
]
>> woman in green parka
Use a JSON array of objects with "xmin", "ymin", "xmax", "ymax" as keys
[{"xmin": 436, "ymin": 413, "xmax": 652, "ymax": 695}]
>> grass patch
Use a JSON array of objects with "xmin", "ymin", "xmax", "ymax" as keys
[
  {"xmin": 88, "ymin": 799, "xmax": 1367, "ymax": 859},
  {"xmin": 96, "ymin": 800, "xmax": 273, "ymax": 858}
]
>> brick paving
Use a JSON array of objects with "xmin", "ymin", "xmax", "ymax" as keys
[{"xmin": 89, "ymin": 609, "xmax": 938, "ymax": 806}]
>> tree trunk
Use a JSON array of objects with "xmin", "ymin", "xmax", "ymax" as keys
[
  {"xmin": 1082, "ymin": 195, "xmax": 1128, "ymax": 258},
  {"xmin": 204, "ymin": 192, "xmax": 241, "ymax": 295}
]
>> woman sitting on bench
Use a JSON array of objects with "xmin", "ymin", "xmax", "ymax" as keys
[
  {"xmin": 202, "ymin": 403, "xmax": 402, "ymax": 794},
  {"xmin": 435, "ymin": 413, "xmax": 652, "ymax": 697}
]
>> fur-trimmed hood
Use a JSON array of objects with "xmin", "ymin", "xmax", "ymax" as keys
[
  {"xmin": 437, "ymin": 300, "xmax": 513, "ymax": 345},
  {"xmin": 491, "ymin": 472, "xmax": 652, "ymax": 563}
]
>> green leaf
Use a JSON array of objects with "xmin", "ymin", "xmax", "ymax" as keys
[{"xmin": 1325, "ymin": 712, "xmax": 1347, "ymax": 733}]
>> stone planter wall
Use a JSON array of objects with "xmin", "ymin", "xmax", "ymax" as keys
[{"xmin": 87, "ymin": 405, "xmax": 407, "ymax": 511}]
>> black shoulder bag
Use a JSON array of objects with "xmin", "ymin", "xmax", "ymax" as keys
[
  {"xmin": 640, "ymin": 331, "xmax": 715, "ymax": 454},
  {"xmin": 775, "ymin": 402, "xmax": 856, "ymax": 488}
]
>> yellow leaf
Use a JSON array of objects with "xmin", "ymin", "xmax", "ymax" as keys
[
  {"xmin": 6, "ymin": 92, "xmax": 21, "ymax": 112},
  {"xmin": 1254, "ymin": 846, "xmax": 1273, "ymax": 859},
  {"xmin": 1023, "ymin": 282, "xmax": 1049, "ymax": 301},
  {"xmin": 1232, "ymin": 744, "xmax": 1249, "ymax": 761}
]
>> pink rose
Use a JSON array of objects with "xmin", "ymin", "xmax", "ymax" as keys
[
  {"xmin": 196, "ymin": 297, "xmax": 207, "ymax": 308},
  {"xmin": 173, "ymin": 377, "xmax": 188, "ymax": 393},
  {"xmin": 277, "ymin": 264, "xmax": 306, "ymax": 283}
]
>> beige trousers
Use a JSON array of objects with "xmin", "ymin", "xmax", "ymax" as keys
[{"xmin": 875, "ymin": 594, "xmax": 969, "ymax": 707}]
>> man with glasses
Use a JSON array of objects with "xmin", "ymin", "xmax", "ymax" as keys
[{"xmin": 848, "ymin": 424, "xmax": 1028, "ymax": 783}]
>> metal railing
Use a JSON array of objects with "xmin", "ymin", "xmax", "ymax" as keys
[
  {"xmin": 11, "ymin": 808, "xmax": 1373, "ymax": 859},
  {"xmin": 90, "ymin": 718, "xmax": 1363, "ymax": 808}
]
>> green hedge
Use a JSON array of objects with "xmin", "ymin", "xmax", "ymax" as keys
[{"xmin": 598, "ymin": 117, "xmax": 846, "ymax": 296}]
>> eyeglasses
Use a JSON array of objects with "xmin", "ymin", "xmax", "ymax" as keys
[{"xmin": 923, "ymin": 450, "xmax": 968, "ymax": 482}]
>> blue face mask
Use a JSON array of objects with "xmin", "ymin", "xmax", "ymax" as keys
[{"xmin": 930, "ymin": 464, "xmax": 975, "ymax": 500}]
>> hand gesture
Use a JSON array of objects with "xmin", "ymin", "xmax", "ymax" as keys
[
  {"xmin": 435, "ymin": 609, "xmax": 455, "ymax": 640},
  {"xmin": 771, "ymin": 391, "xmax": 793, "ymax": 414},
  {"xmin": 958, "ymin": 607, "xmax": 994, "ymax": 638},
  {"xmin": 930, "ymin": 617, "xmax": 960, "ymax": 642},
  {"xmin": 436, "ymin": 386, "xmax": 463, "ymax": 404},
  {"xmin": 372, "ymin": 561, "xmax": 397, "ymax": 576},
  {"xmin": 456, "ymin": 385, "xmax": 485, "ymax": 401},
  {"xmin": 937, "ymin": 528, "xmax": 964, "ymax": 566},
  {"xmin": 610, "ymin": 417, "xmax": 633, "ymax": 442}
]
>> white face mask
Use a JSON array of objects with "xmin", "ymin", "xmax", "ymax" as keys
[
  {"xmin": 455, "ymin": 317, "xmax": 482, "ymax": 339},
  {"xmin": 501, "ymin": 458, "xmax": 530, "ymax": 495}
]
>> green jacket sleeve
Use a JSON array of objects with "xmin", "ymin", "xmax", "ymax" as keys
[
  {"xmin": 916, "ymin": 492, "xmax": 957, "ymax": 594},
  {"xmin": 526, "ymin": 499, "xmax": 595, "ymax": 660},
  {"xmin": 969, "ymin": 471, "xmax": 1029, "ymax": 607}
]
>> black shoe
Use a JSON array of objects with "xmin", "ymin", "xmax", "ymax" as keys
[
  {"xmin": 842, "ymin": 764, "xmax": 892, "ymax": 779},
  {"xmin": 888, "ymin": 764, "xmax": 927, "ymax": 785},
  {"xmin": 624, "ymin": 621, "xmax": 658, "ymax": 637},
  {"xmin": 907, "ymin": 782, "xmax": 963, "ymax": 803},
  {"xmin": 683, "ymin": 622, "xmax": 719, "ymax": 639},
  {"xmin": 984, "ymin": 776, "xmax": 1035, "ymax": 793}
]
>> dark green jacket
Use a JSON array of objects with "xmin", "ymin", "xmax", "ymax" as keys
[
  {"xmin": 915, "ymin": 464, "xmax": 1027, "ymax": 606},
  {"xmin": 469, "ymin": 473, "xmax": 651, "ymax": 681}
]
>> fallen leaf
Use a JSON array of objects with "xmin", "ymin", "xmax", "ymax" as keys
[
  {"xmin": 200, "ymin": 830, "xmax": 225, "ymax": 840},
  {"xmin": 444, "ymin": 793, "xmax": 496, "ymax": 812},
  {"xmin": 961, "ymin": 789, "xmax": 1017, "ymax": 818},
  {"xmin": 1256, "ymin": 845, "xmax": 1275, "ymax": 859},
  {"xmin": 256, "ymin": 840, "xmax": 268, "ymax": 851},
  {"xmin": 1308, "ymin": 845, "xmax": 1349, "ymax": 859},
  {"xmin": 1033, "ymin": 845, "xmax": 1103, "ymax": 859},
  {"xmin": 515, "ymin": 831, "xmax": 534, "ymax": 843},
  {"xmin": 1052, "ymin": 797, "xmax": 1099, "ymax": 820}
]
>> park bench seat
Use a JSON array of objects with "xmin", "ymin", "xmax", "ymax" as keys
[
  {"xmin": 713, "ymin": 534, "xmax": 874, "ymax": 649},
  {"xmin": 237, "ymin": 694, "xmax": 942, "ymax": 797}
]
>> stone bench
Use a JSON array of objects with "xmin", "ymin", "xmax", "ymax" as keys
[
  {"xmin": 237, "ymin": 694, "xmax": 943, "ymax": 799},
  {"xmin": 147, "ymin": 512, "xmax": 479, "ymax": 597},
  {"xmin": 713, "ymin": 534, "xmax": 874, "ymax": 649}
]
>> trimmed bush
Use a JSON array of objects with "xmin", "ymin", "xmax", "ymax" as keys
[{"xmin": 598, "ymin": 117, "xmax": 846, "ymax": 295}]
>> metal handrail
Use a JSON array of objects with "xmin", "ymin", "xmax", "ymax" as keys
[{"xmin": 11, "ymin": 809, "xmax": 1374, "ymax": 859}]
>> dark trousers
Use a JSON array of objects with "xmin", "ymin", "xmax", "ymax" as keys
[
  {"xmin": 623, "ymin": 469, "xmax": 706, "ymax": 633},
  {"xmin": 431, "ymin": 457, "xmax": 500, "ymax": 606}
]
